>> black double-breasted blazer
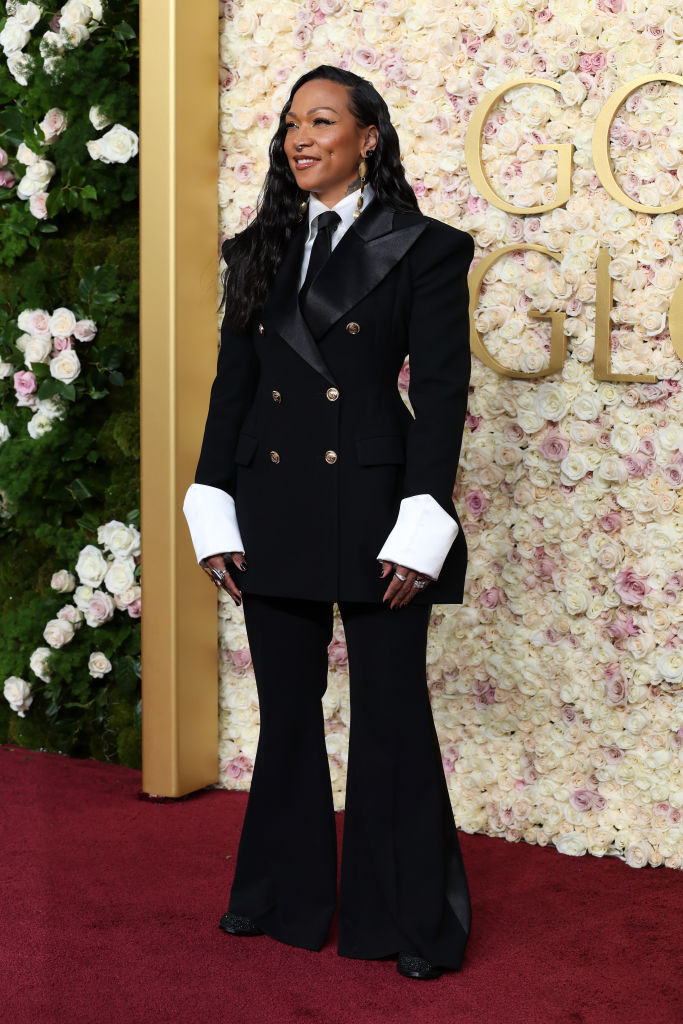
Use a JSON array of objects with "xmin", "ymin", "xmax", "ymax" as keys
[{"xmin": 193, "ymin": 199, "xmax": 474, "ymax": 605}]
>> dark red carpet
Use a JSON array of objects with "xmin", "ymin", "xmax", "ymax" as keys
[{"xmin": 2, "ymin": 744, "xmax": 679, "ymax": 1024}]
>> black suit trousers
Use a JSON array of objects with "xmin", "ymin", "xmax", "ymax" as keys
[{"xmin": 227, "ymin": 593, "xmax": 471, "ymax": 968}]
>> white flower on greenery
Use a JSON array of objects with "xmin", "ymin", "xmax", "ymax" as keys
[
  {"xmin": 16, "ymin": 159, "xmax": 56, "ymax": 198},
  {"xmin": 18, "ymin": 308, "xmax": 51, "ymax": 336},
  {"xmin": 14, "ymin": 3, "xmax": 42, "ymax": 30},
  {"xmin": 75, "ymin": 545, "xmax": 108, "ymax": 587},
  {"xmin": 88, "ymin": 652, "xmax": 112, "ymax": 679},
  {"xmin": 83, "ymin": 0, "xmax": 103, "ymax": 19},
  {"xmin": 29, "ymin": 192, "xmax": 49, "ymax": 219},
  {"xmin": 6, "ymin": 50, "xmax": 32, "ymax": 85},
  {"xmin": 114, "ymin": 583, "xmax": 141, "ymax": 611},
  {"xmin": 57, "ymin": 603, "xmax": 83, "ymax": 625},
  {"xmin": 0, "ymin": 17, "xmax": 31, "ymax": 55},
  {"xmin": 85, "ymin": 590, "xmax": 116, "ymax": 628},
  {"xmin": 49, "ymin": 349, "xmax": 81, "ymax": 384},
  {"xmin": 38, "ymin": 107, "xmax": 68, "ymax": 144},
  {"xmin": 15, "ymin": 143, "xmax": 38, "ymax": 166},
  {"xmin": 37, "ymin": 397, "xmax": 65, "ymax": 421},
  {"xmin": 49, "ymin": 307, "xmax": 77, "ymax": 337},
  {"xmin": 73, "ymin": 584, "xmax": 93, "ymax": 612},
  {"xmin": 29, "ymin": 647, "xmax": 52, "ymax": 682},
  {"xmin": 0, "ymin": 422, "xmax": 10, "ymax": 444},
  {"xmin": 51, "ymin": 569, "xmax": 76, "ymax": 593},
  {"xmin": 23, "ymin": 335, "xmax": 52, "ymax": 366},
  {"xmin": 43, "ymin": 617, "xmax": 75, "ymax": 649},
  {"xmin": 98, "ymin": 521, "xmax": 141, "ymax": 558},
  {"xmin": 0, "ymin": 361, "xmax": 14, "ymax": 378},
  {"xmin": 104, "ymin": 557, "xmax": 136, "ymax": 596},
  {"xmin": 27, "ymin": 411, "xmax": 54, "ymax": 438},
  {"xmin": 87, "ymin": 124, "xmax": 139, "ymax": 165},
  {"xmin": 88, "ymin": 105, "xmax": 112, "ymax": 131},
  {"xmin": 39, "ymin": 30, "xmax": 65, "ymax": 58},
  {"xmin": 3, "ymin": 676, "xmax": 33, "ymax": 717},
  {"xmin": 73, "ymin": 318, "xmax": 97, "ymax": 342},
  {"xmin": 59, "ymin": 21, "xmax": 89, "ymax": 48},
  {"xmin": 60, "ymin": 0, "xmax": 96, "ymax": 26}
]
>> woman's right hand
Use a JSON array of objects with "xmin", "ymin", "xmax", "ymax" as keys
[{"xmin": 204, "ymin": 552, "xmax": 247, "ymax": 606}]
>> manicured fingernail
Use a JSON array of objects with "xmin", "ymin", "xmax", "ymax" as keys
[{"xmin": 239, "ymin": 561, "xmax": 247, "ymax": 571}]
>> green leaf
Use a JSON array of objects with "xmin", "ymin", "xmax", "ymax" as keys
[
  {"xmin": 81, "ymin": 185, "xmax": 98, "ymax": 200},
  {"xmin": 37, "ymin": 379, "xmax": 61, "ymax": 399},
  {"xmin": 109, "ymin": 370, "xmax": 124, "ymax": 387},
  {"xmin": 113, "ymin": 22, "xmax": 138, "ymax": 41},
  {"xmin": 68, "ymin": 477, "xmax": 93, "ymax": 500}
]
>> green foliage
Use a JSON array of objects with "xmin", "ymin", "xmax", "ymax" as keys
[
  {"xmin": 0, "ymin": 1, "xmax": 139, "ymax": 264},
  {"xmin": 0, "ymin": 2, "xmax": 141, "ymax": 768}
]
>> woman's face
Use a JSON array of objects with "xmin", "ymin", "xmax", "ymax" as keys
[{"xmin": 283, "ymin": 79, "xmax": 378, "ymax": 208}]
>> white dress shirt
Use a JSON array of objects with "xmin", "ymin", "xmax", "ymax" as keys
[{"xmin": 183, "ymin": 182, "xmax": 460, "ymax": 579}]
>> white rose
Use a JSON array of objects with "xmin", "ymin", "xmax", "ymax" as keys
[
  {"xmin": 573, "ymin": 391, "xmax": 603, "ymax": 421},
  {"xmin": 14, "ymin": 3, "xmax": 42, "ymax": 30},
  {"xmin": 73, "ymin": 318, "xmax": 97, "ymax": 342},
  {"xmin": 51, "ymin": 569, "xmax": 76, "ymax": 592},
  {"xmin": 60, "ymin": 1, "xmax": 92, "ymax": 27},
  {"xmin": 0, "ymin": 422, "xmax": 10, "ymax": 443},
  {"xmin": 49, "ymin": 349, "xmax": 81, "ymax": 384},
  {"xmin": 23, "ymin": 336, "xmax": 51, "ymax": 366},
  {"xmin": 103, "ymin": 557, "xmax": 136, "ymax": 595},
  {"xmin": 84, "ymin": 590, "xmax": 116, "ymax": 627},
  {"xmin": 49, "ymin": 307, "xmax": 76, "ymax": 337},
  {"xmin": 85, "ymin": 138, "xmax": 103, "ymax": 161},
  {"xmin": 88, "ymin": 105, "xmax": 113, "ymax": 130},
  {"xmin": 92, "ymin": 124, "xmax": 139, "ymax": 165},
  {"xmin": 73, "ymin": 584, "xmax": 93, "ymax": 612},
  {"xmin": 25, "ymin": 158, "xmax": 55, "ymax": 187},
  {"xmin": 37, "ymin": 396, "xmax": 65, "ymax": 422},
  {"xmin": 75, "ymin": 544, "xmax": 108, "ymax": 586},
  {"xmin": 3, "ymin": 676, "xmax": 33, "ymax": 717},
  {"xmin": 16, "ymin": 173, "xmax": 44, "ymax": 199},
  {"xmin": 88, "ymin": 651, "xmax": 112, "ymax": 679},
  {"xmin": 38, "ymin": 107, "xmax": 67, "ymax": 143},
  {"xmin": 39, "ymin": 30, "xmax": 65, "ymax": 57},
  {"xmin": 97, "ymin": 521, "xmax": 141, "ymax": 558},
  {"xmin": 27, "ymin": 411, "xmax": 54, "ymax": 439},
  {"xmin": 29, "ymin": 647, "xmax": 52, "ymax": 682},
  {"xmin": 562, "ymin": 584, "xmax": 591, "ymax": 615},
  {"xmin": 555, "ymin": 831, "xmax": 588, "ymax": 856},
  {"xmin": 59, "ymin": 22, "xmax": 90, "ymax": 47},
  {"xmin": 82, "ymin": 0, "xmax": 103, "ymax": 19},
  {"xmin": 656, "ymin": 649, "xmax": 683, "ymax": 684},
  {"xmin": 6, "ymin": 51, "xmax": 31, "ymax": 85},
  {"xmin": 18, "ymin": 308, "xmax": 51, "ymax": 335},
  {"xmin": 560, "ymin": 452, "xmax": 590, "ymax": 482},
  {"xmin": 624, "ymin": 839, "xmax": 653, "ymax": 869},
  {"xmin": 0, "ymin": 360, "xmax": 14, "ymax": 378},
  {"xmin": 534, "ymin": 382, "xmax": 570, "ymax": 422},
  {"xmin": 43, "ymin": 617, "xmax": 75, "ymax": 648},
  {"xmin": 0, "ymin": 17, "xmax": 31, "ymax": 55}
]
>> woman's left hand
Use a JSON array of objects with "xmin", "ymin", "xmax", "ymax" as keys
[{"xmin": 380, "ymin": 561, "xmax": 432, "ymax": 609}]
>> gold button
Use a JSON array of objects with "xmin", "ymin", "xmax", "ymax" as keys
[
  {"xmin": 326, "ymin": 387, "xmax": 339, "ymax": 402},
  {"xmin": 272, "ymin": 389, "xmax": 281, "ymax": 403},
  {"xmin": 345, "ymin": 322, "xmax": 360, "ymax": 334},
  {"xmin": 269, "ymin": 450, "xmax": 280, "ymax": 463},
  {"xmin": 324, "ymin": 450, "xmax": 338, "ymax": 464},
  {"xmin": 258, "ymin": 322, "xmax": 265, "ymax": 335}
]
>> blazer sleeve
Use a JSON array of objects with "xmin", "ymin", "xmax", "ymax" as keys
[
  {"xmin": 182, "ymin": 303, "xmax": 259, "ymax": 564},
  {"xmin": 402, "ymin": 221, "xmax": 474, "ymax": 510},
  {"xmin": 376, "ymin": 221, "xmax": 473, "ymax": 578}
]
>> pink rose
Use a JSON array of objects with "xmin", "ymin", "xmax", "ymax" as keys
[
  {"xmin": 126, "ymin": 599, "xmax": 141, "ymax": 619},
  {"xmin": 465, "ymin": 412, "xmax": 482, "ymax": 431},
  {"xmin": 85, "ymin": 590, "xmax": 116, "ymax": 627},
  {"xmin": 73, "ymin": 319, "xmax": 97, "ymax": 342},
  {"xmin": 480, "ymin": 587, "xmax": 501, "ymax": 608},
  {"xmin": 397, "ymin": 361, "xmax": 410, "ymax": 395},
  {"xmin": 604, "ymin": 664, "xmax": 629, "ymax": 706},
  {"xmin": 29, "ymin": 192, "xmax": 48, "ymax": 219},
  {"xmin": 231, "ymin": 648, "xmax": 252, "ymax": 668},
  {"xmin": 465, "ymin": 489, "xmax": 489, "ymax": 517},
  {"xmin": 233, "ymin": 159, "xmax": 254, "ymax": 183},
  {"xmin": 327, "ymin": 639, "xmax": 348, "ymax": 665},
  {"xmin": 606, "ymin": 611, "xmax": 639, "ymax": 639},
  {"xmin": 570, "ymin": 789, "xmax": 598, "ymax": 812},
  {"xmin": 539, "ymin": 433, "xmax": 570, "ymax": 461},
  {"xmin": 597, "ymin": 0, "xmax": 624, "ymax": 13},
  {"xmin": 623, "ymin": 453, "xmax": 652, "ymax": 478},
  {"xmin": 52, "ymin": 336, "xmax": 73, "ymax": 352},
  {"xmin": 0, "ymin": 169, "xmax": 17, "ymax": 188},
  {"xmin": 614, "ymin": 567, "xmax": 651, "ymax": 606},
  {"xmin": 13, "ymin": 370, "xmax": 37, "ymax": 396},
  {"xmin": 0, "ymin": 148, "xmax": 7, "ymax": 168},
  {"xmin": 599, "ymin": 512, "xmax": 622, "ymax": 532}
]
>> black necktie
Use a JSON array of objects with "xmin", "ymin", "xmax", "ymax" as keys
[{"xmin": 299, "ymin": 210, "xmax": 341, "ymax": 312}]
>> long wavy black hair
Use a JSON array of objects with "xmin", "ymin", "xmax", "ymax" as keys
[{"xmin": 219, "ymin": 65, "xmax": 420, "ymax": 329}]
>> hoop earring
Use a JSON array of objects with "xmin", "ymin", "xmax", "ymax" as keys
[{"xmin": 353, "ymin": 153, "xmax": 369, "ymax": 220}]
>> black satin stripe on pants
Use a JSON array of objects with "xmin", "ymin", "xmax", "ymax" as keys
[{"xmin": 227, "ymin": 593, "xmax": 471, "ymax": 969}]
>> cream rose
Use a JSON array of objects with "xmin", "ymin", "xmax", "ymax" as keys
[
  {"xmin": 51, "ymin": 569, "xmax": 76, "ymax": 593},
  {"xmin": 43, "ymin": 617, "xmax": 75, "ymax": 648},
  {"xmin": 92, "ymin": 124, "xmax": 139, "ymax": 164},
  {"xmin": 88, "ymin": 651, "xmax": 112, "ymax": 679},
  {"xmin": 103, "ymin": 557, "xmax": 136, "ymax": 596},
  {"xmin": 49, "ymin": 349, "xmax": 81, "ymax": 384},
  {"xmin": 29, "ymin": 647, "xmax": 52, "ymax": 682},
  {"xmin": 3, "ymin": 676, "xmax": 33, "ymax": 717},
  {"xmin": 97, "ymin": 521, "xmax": 141, "ymax": 558},
  {"xmin": 75, "ymin": 545, "xmax": 108, "ymax": 587}
]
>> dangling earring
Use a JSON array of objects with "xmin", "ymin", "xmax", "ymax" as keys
[
  {"xmin": 353, "ymin": 153, "xmax": 368, "ymax": 220},
  {"xmin": 297, "ymin": 196, "xmax": 308, "ymax": 221}
]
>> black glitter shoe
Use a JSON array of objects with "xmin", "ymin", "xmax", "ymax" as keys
[
  {"xmin": 396, "ymin": 952, "xmax": 443, "ymax": 980},
  {"xmin": 218, "ymin": 911, "xmax": 264, "ymax": 936}
]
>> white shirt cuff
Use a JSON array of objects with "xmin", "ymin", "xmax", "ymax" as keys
[
  {"xmin": 376, "ymin": 494, "xmax": 459, "ymax": 580},
  {"xmin": 182, "ymin": 483, "xmax": 245, "ymax": 565}
]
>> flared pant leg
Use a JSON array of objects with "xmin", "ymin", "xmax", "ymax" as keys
[
  {"xmin": 227, "ymin": 593, "xmax": 337, "ymax": 951},
  {"xmin": 336, "ymin": 600, "xmax": 471, "ymax": 969}
]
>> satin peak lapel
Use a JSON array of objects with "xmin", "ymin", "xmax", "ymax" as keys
[
  {"xmin": 302, "ymin": 201, "xmax": 429, "ymax": 341},
  {"xmin": 262, "ymin": 217, "xmax": 336, "ymax": 385}
]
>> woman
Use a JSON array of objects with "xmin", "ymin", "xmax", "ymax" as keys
[{"xmin": 183, "ymin": 65, "xmax": 475, "ymax": 981}]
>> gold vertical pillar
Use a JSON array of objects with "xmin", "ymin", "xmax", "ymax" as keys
[{"xmin": 140, "ymin": 0, "xmax": 219, "ymax": 796}]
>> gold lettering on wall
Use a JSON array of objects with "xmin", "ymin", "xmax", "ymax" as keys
[
  {"xmin": 593, "ymin": 248, "xmax": 657, "ymax": 383},
  {"xmin": 468, "ymin": 244, "xmax": 567, "ymax": 378},
  {"xmin": 592, "ymin": 74, "xmax": 683, "ymax": 215},
  {"xmin": 465, "ymin": 78, "xmax": 574, "ymax": 215}
]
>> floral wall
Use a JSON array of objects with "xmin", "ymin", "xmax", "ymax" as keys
[{"xmin": 215, "ymin": 0, "xmax": 683, "ymax": 869}]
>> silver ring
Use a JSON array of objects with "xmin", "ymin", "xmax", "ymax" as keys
[
  {"xmin": 413, "ymin": 578, "xmax": 427, "ymax": 589},
  {"xmin": 394, "ymin": 571, "xmax": 407, "ymax": 582}
]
